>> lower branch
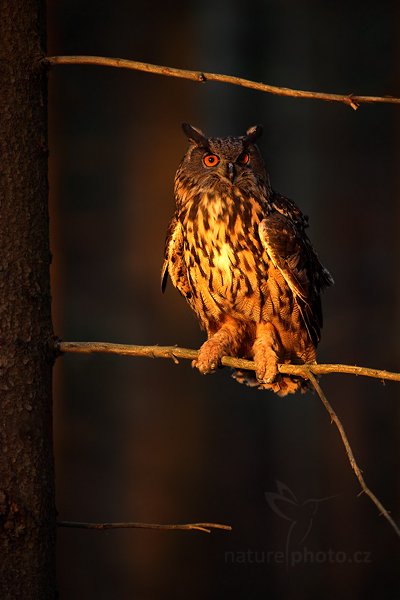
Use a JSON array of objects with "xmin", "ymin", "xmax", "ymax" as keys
[
  {"xmin": 56, "ymin": 340, "xmax": 400, "ymax": 539},
  {"xmin": 58, "ymin": 521, "xmax": 231, "ymax": 534}
]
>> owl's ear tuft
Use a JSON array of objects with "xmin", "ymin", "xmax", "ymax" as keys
[
  {"xmin": 244, "ymin": 125, "xmax": 263, "ymax": 143},
  {"xmin": 182, "ymin": 123, "xmax": 208, "ymax": 146}
]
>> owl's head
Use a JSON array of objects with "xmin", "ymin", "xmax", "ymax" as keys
[{"xmin": 177, "ymin": 123, "xmax": 269, "ymax": 192}]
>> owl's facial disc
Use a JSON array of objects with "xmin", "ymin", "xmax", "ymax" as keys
[
  {"xmin": 179, "ymin": 124, "xmax": 268, "ymax": 189},
  {"xmin": 201, "ymin": 142, "xmax": 251, "ymax": 184},
  {"xmin": 202, "ymin": 151, "xmax": 236, "ymax": 182}
]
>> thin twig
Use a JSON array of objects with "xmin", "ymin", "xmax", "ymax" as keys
[
  {"xmin": 45, "ymin": 55, "xmax": 400, "ymax": 110},
  {"xmin": 303, "ymin": 368, "xmax": 400, "ymax": 538},
  {"xmin": 57, "ymin": 341, "xmax": 400, "ymax": 383},
  {"xmin": 58, "ymin": 520, "xmax": 231, "ymax": 534}
]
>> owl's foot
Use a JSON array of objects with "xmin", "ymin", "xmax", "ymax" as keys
[
  {"xmin": 252, "ymin": 359, "xmax": 307, "ymax": 396},
  {"xmin": 193, "ymin": 318, "xmax": 242, "ymax": 375},
  {"xmin": 193, "ymin": 338, "xmax": 224, "ymax": 374},
  {"xmin": 258, "ymin": 375, "xmax": 305, "ymax": 396},
  {"xmin": 252, "ymin": 322, "xmax": 280, "ymax": 384},
  {"xmin": 249, "ymin": 321, "xmax": 304, "ymax": 395},
  {"xmin": 254, "ymin": 355, "xmax": 279, "ymax": 385}
]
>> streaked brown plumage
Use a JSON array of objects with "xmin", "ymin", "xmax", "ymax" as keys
[{"xmin": 162, "ymin": 123, "xmax": 333, "ymax": 395}]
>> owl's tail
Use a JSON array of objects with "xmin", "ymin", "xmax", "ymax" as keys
[{"xmin": 231, "ymin": 368, "xmax": 310, "ymax": 396}]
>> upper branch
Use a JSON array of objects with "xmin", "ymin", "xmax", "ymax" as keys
[
  {"xmin": 56, "ymin": 340, "xmax": 400, "ymax": 538},
  {"xmin": 45, "ymin": 56, "xmax": 400, "ymax": 110}
]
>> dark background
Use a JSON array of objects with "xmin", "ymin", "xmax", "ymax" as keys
[{"xmin": 48, "ymin": 1, "xmax": 400, "ymax": 598}]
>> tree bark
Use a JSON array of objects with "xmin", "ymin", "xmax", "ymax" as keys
[{"xmin": 0, "ymin": 1, "xmax": 56, "ymax": 598}]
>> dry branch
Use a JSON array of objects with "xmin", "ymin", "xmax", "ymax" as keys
[
  {"xmin": 45, "ymin": 55, "xmax": 400, "ymax": 110},
  {"xmin": 58, "ymin": 520, "xmax": 231, "ymax": 534},
  {"xmin": 57, "ymin": 340, "xmax": 400, "ymax": 539},
  {"xmin": 303, "ymin": 369, "xmax": 400, "ymax": 539},
  {"xmin": 57, "ymin": 341, "xmax": 400, "ymax": 383}
]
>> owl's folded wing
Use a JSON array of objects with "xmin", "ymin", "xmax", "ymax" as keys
[
  {"xmin": 258, "ymin": 210, "xmax": 333, "ymax": 345},
  {"xmin": 161, "ymin": 216, "xmax": 191, "ymax": 297}
]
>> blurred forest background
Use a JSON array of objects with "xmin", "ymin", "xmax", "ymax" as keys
[{"xmin": 48, "ymin": 1, "xmax": 400, "ymax": 598}]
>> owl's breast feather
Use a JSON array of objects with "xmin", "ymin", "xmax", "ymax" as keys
[
  {"xmin": 212, "ymin": 242, "xmax": 235, "ymax": 276},
  {"xmin": 181, "ymin": 191, "xmax": 269, "ymax": 321}
]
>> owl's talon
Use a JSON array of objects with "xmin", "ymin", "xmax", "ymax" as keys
[
  {"xmin": 255, "ymin": 362, "xmax": 278, "ymax": 385},
  {"xmin": 260, "ymin": 376, "xmax": 275, "ymax": 384},
  {"xmin": 194, "ymin": 338, "xmax": 225, "ymax": 374},
  {"xmin": 196, "ymin": 359, "xmax": 219, "ymax": 374}
]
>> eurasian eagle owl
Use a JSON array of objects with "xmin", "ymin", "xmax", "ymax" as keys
[{"xmin": 162, "ymin": 123, "xmax": 333, "ymax": 395}]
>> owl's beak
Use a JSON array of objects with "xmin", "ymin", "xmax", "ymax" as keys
[{"xmin": 227, "ymin": 162, "xmax": 235, "ymax": 182}]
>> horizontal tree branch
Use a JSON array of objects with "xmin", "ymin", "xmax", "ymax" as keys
[
  {"xmin": 45, "ymin": 55, "xmax": 400, "ymax": 110},
  {"xmin": 58, "ymin": 520, "xmax": 231, "ymax": 534},
  {"xmin": 57, "ymin": 341, "xmax": 400, "ymax": 383}
]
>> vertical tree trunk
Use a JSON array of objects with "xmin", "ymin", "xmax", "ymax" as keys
[{"xmin": 0, "ymin": 1, "xmax": 56, "ymax": 598}]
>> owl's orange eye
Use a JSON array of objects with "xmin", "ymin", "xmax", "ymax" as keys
[
  {"xmin": 238, "ymin": 152, "xmax": 250, "ymax": 165},
  {"xmin": 203, "ymin": 153, "xmax": 220, "ymax": 167}
]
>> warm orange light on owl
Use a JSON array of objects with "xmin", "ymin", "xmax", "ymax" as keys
[
  {"xmin": 203, "ymin": 154, "xmax": 220, "ymax": 167},
  {"xmin": 162, "ymin": 123, "xmax": 333, "ymax": 396},
  {"xmin": 238, "ymin": 152, "xmax": 250, "ymax": 165}
]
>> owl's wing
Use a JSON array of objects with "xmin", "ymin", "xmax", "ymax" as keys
[
  {"xmin": 161, "ymin": 215, "xmax": 191, "ymax": 297},
  {"xmin": 259, "ymin": 193, "xmax": 333, "ymax": 344}
]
